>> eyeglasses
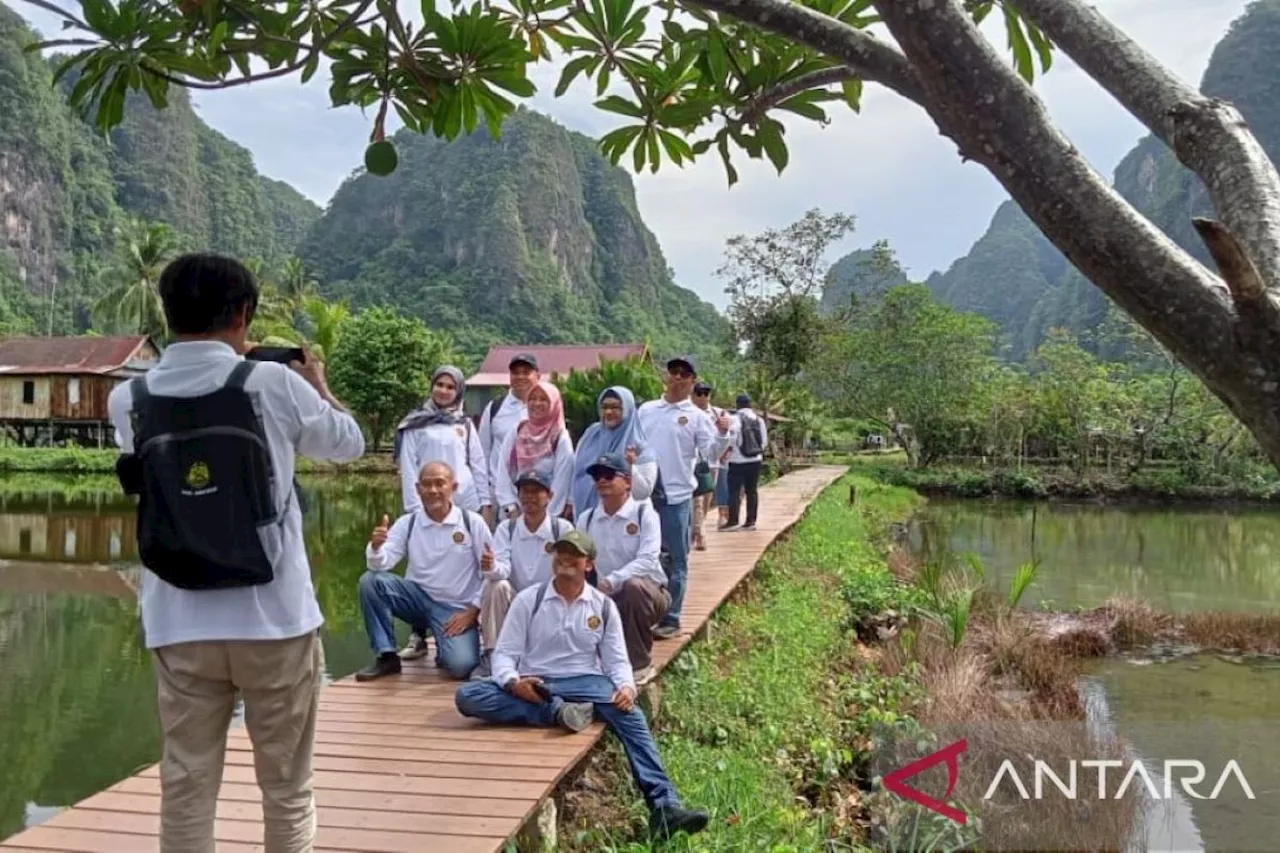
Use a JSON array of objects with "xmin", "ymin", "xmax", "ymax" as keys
[
  {"xmin": 668, "ymin": 369, "xmax": 693, "ymax": 380},
  {"xmin": 592, "ymin": 470, "xmax": 619, "ymax": 482},
  {"xmin": 693, "ymin": 390, "xmax": 710, "ymax": 397}
]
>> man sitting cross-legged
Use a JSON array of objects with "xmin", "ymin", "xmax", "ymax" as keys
[
  {"xmin": 355, "ymin": 460, "xmax": 492, "ymax": 682},
  {"xmin": 472, "ymin": 464, "xmax": 574, "ymax": 680},
  {"xmin": 574, "ymin": 451, "xmax": 669, "ymax": 686},
  {"xmin": 455, "ymin": 529, "xmax": 710, "ymax": 842}
]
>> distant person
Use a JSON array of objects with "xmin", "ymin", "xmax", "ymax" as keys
[
  {"xmin": 571, "ymin": 385, "xmax": 659, "ymax": 517},
  {"xmin": 479, "ymin": 352, "xmax": 541, "ymax": 513},
  {"xmin": 494, "ymin": 381, "xmax": 576, "ymax": 521},
  {"xmin": 454, "ymin": 528, "xmax": 710, "ymax": 842},
  {"xmin": 726, "ymin": 394, "xmax": 768, "ymax": 531},
  {"xmin": 355, "ymin": 461, "xmax": 491, "ymax": 681},
  {"xmin": 109, "ymin": 253, "xmax": 365, "ymax": 853},
  {"xmin": 473, "ymin": 464, "xmax": 573, "ymax": 680},
  {"xmin": 638, "ymin": 356, "xmax": 730, "ymax": 639},
  {"xmin": 690, "ymin": 381, "xmax": 729, "ymax": 548}
]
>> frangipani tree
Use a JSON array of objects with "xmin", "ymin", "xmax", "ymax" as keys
[{"xmin": 24, "ymin": 0, "xmax": 1280, "ymax": 468}]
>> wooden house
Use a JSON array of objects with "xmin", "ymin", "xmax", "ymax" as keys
[
  {"xmin": 0, "ymin": 336, "xmax": 159, "ymax": 446},
  {"xmin": 464, "ymin": 343, "xmax": 651, "ymax": 415}
]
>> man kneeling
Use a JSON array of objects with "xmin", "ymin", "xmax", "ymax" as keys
[{"xmin": 455, "ymin": 529, "xmax": 709, "ymax": 842}]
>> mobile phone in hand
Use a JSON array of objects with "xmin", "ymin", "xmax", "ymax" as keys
[
  {"xmin": 533, "ymin": 682, "xmax": 553, "ymax": 703},
  {"xmin": 245, "ymin": 345, "xmax": 305, "ymax": 364}
]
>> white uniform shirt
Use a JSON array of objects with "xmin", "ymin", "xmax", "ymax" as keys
[
  {"xmin": 108, "ymin": 341, "xmax": 366, "ymax": 648},
  {"xmin": 490, "ymin": 513, "xmax": 574, "ymax": 591},
  {"xmin": 494, "ymin": 430, "xmax": 577, "ymax": 517},
  {"xmin": 478, "ymin": 393, "xmax": 527, "ymax": 495},
  {"xmin": 365, "ymin": 504, "xmax": 493, "ymax": 609},
  {"xmin": 491, "ymin": 582, "xmax": 634, "ymax": 690},
  {"xmin": 397, "ymin": 420, "xmax": 490, "ymax": 513},
  {"xmin": 575, "ymin": 497, "xmax": 665, "ymax": 589},
  {"xmin": 697, "ymin": 404, "xmax": 730, "ymax": 469},
  {"xmin": 637, "ymin": 398, "xmax": 729, "ymax": 504}
]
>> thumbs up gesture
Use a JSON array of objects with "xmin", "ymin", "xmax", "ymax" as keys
[
  {"xmin": 481, "ymin": 543, "xmax": 495, "ymax": 573},
  {"xmin": 370, "ymin": 513, "xmax": 391, "ymax": 549}
]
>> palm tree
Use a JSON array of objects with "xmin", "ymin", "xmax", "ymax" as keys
[
  {"xmin": 299, "ymin": 295, "xmax": 349, "ymax": 362},
  {"xmin": 279, "ymin": 257, "xmax": 317, "ymax": 305},
  {"xmin": 92, "ymin": 219, "xmax": 179, "ymax": 339}
]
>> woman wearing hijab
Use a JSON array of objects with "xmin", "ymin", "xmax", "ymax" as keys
[
  {"xmin": 494, "ymin": 380, "xmax": 576, "ymax": 519},
  {"xmin": 571, "ymin": 386, "xmax": 659, "ymax": 516},
  {"xmin": 394, "ymin": 366, "xmax": 491, "ymax": 517}
]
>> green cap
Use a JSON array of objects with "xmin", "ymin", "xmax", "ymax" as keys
[{"xmin": 553, "ymin": 528, "xmax": 596, "ymax": 558}]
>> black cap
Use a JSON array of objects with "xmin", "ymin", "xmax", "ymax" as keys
[
  {"xmin": 509, "ymin": 352, "xmax": 539, "ymax": 370},
  {"xmin": 736, "ymin": 393, "xmax": 751, "ymax": 409},
  {"xmin": 666, "ymin": 355, "xmax": 697, "ymax": 376},
  {"xmin": 693, "ymin": 381, "xmax": 713, "ymax": 395},
  {"xmin": 587, "ymin": 451, "xmax": 632, "ymax": 478},
  {"xmin": 514, "ymin": 466, "xmax": 553, "ymax": 491}
]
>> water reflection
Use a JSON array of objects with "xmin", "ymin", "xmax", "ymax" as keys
[
  {"xmin": 910, "ymin": 499, "xmax": 1280, "ymax": 613},
  {"xmin": 0, "ymin": 476, "xmax": 399, "ymax": 841}
]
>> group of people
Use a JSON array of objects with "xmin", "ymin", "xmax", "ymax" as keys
[{"xmin": 107, "ymin": 253, "xmax": 772, "ymax": 852}]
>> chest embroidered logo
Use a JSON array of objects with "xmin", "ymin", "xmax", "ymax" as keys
[
  {"xmin": 453, "ymin": 531, "xmax": 465, "ymax": 544},
  {"xmin": 587, "ymin": 615, "xmax": 601, "ymax": 630}
]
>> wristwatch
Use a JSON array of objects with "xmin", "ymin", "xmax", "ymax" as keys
[{"xmin": 504, "ymin": 677, "xmax": 518, "ymax": 692}]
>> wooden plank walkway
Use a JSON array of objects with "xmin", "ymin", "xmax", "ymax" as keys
[{"xmin": 0, "ymin": 465, "xmax": 846, "ymax": 853}]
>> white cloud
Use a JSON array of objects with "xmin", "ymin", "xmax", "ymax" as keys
[{"xmin": 11, "ymin": 0, "xmax": 1254, "ymax": 307}]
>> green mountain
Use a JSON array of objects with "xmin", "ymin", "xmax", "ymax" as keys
[
  {"xmin": 923, "ymin": 0, "xmax": 1280, "ymax": 359},
  {"xmin": 820, "ymin": 245, "xmax": 910, "ymax": 314},
  {"xmin": 0, "ymin": 3, "xmax": 320, "ymax": 334},
  {"xmin": 299, "ymin": 108, "xmax": 728, "ymax": 360}
]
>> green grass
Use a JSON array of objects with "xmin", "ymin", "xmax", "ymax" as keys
[
  {"xmin": 0, "ymin": 445, "xmax": 395, "ymax": 475},
  {"xmin": 562, "ymin": 475, "xmax": 925, "ymax": 851}
]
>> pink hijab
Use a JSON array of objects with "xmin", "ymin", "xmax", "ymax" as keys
[{"xmin": 510, "ymin": 381, "xmax": 565, "ymax": 474}]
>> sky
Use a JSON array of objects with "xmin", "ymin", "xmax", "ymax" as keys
[{"xmin": 12, "ymin": 0, "xmax": 1254, "ymax": 309}]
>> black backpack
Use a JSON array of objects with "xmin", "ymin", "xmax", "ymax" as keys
[
  {"xmin": 117, "ymin": 361, "xmax": 290, "ymax": 590},
  {"xmin": 739, "ymin": 413, "xmax": 764, "ymax": 458}
]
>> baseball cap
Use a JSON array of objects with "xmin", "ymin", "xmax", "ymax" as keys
[
  {"xmin": 736, "ymin": 393, "xmax": 751, "ymax": 409},
  {"xmin": 666, "ymin": 354, "xmax": 697, "ymax": 376},
  {"xmin": 693, "ymin": 381, "xmax": 713, "ymax": 395},
  {"xmin": 509, "ymin": 352, "xmax": 539, "ymax": 370},
  {"xmin": 587, "ymin": 452, "xmax": 632, "ymax": 478},
  {"xmin": 554, "ymin": 528, "xmax": 596, "ymax": 558},
  {"xmin": 514, "ymin": 467, "xmax": 553, "ymax": 491}
]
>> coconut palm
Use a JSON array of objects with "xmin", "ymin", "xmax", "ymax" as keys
[{"xmin": 91, "ymin": 219, "xmax": 179, "ymax": 339}]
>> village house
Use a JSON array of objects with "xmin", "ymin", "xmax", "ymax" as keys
[
  {"xmin": 464, "ymin": 342, "xmax": 650, "ymax": 414},
  {"xmin": 0, "ymin": 336, "xmax": 158, "ymax": 447}
]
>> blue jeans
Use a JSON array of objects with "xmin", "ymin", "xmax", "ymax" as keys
[
  {"xmin": 656, "ymin": 499, "xmax": 692, "ymax": 626},
  {"xmin": 357, "ymin": 571, "xmax": 480, "ymax": 679},
  {"xmin": 714, "ymin": 467, "xmax": 729, "ymax": 507},
  {"xmin": 455, "ymin": 675, "xmax": 679, "ymax": 809}
]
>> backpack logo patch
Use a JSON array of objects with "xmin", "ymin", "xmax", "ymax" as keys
[
  {"xmin": 453, "ymin": 531, "xmax": 466, "ymax": 544},
  {"xmin": 184, "ymin": 461, "xmax": 211, "ymax": 491},
  {"xmin": 587, "ymin": 614, "xmax": 601, "ymax": 630}
]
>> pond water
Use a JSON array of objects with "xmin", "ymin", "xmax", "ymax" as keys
[
  {"xmin": 913, "ymin": 498, "xmax": 1280, "ymax": 853},
  {"xmin": 0, "ymin": 477, "xmax": 400, "ymax": 843}
]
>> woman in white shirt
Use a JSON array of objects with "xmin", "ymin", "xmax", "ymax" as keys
[
  {"xmin": 393, "ymin": 366, "xmax": 491, "ymax": 517},
  {"xmin": 494, "ymin": 380, "xmax": 576, "ymax": 520}
]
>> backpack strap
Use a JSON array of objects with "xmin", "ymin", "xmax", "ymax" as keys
[
  {"xmin": 530, "ymin": 580, "xmax": 611, "ymax": 635},
  {"xmin": 507, "ymin": 516, "xmax": 519, "ymax": 538},
  {"xmin": 489, "ymin": 396, "xmax": 504, "ymax": 422},
  {"xmin": 225, "ymin": 360, "xmax": 257, "ymax": 390},
  {"xmin": 129, "ymin": 374, "xmax": 151, "ymax": 404},
  {"xmin": 407, "ymin": 511, "xmax": 418, "ymax": 542},
  {"xmin": 532, "ymin": 580, "xmax": 549, "ymax": 616}
]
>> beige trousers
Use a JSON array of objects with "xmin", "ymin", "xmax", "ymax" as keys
[
  {"xmin": 151, "ymin": 631, "xmax": 324, "ymax": 853},
  {"xmin": 480, "ymin": 577, "xmax": 516, "ymax": 651}
]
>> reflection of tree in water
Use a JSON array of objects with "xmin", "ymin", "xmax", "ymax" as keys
[{"xmin": 915, "ymin": 501, "xmax": 1280, "ymax": 612}]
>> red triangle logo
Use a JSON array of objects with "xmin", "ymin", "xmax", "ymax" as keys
[{"xmin": 882, "ymin": 738, "xmax": 967, "ymax": 824}]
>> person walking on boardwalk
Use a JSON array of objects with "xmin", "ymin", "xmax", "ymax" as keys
[
  {"xmin": 726, "ymin": 394, "xmax": 768, "ymax": 531},
  {"xmin": 570, "ymin": 385, "xmax": 660, "ymax": 517},
  {"xmin": 472, "ymin": 463, "xmax": 573, "ymax": 680},
  {"xmin": 392, "ymin": 365, "xmax": 492, "ymax": 661},
  {"xmin": 355, "ymin": 461, "xmax": 492, "ymax": 681},
  {"xmin": 109, "ymin": 253, "xmax": 365, "ymax": 853},
  {"xmin": 478, "ymin": 352, "xmax": 541, "ymax": 513},
  {"xmin": 690, "ymin": 381, "xmax": 729, "ymax": 549},
  {"xmin": 493, "ymin": 380, "xmax": 576, "ymax": 521},
  {"xmin": 573, "ymin": 452, "xmax": 668, "ymax": 686},
  {"xmin": 454, "ymin": 528, "xmax": 711, "ymax": 842},
  {"xmin": 638, "ymin": 356, "xmax": 730, "ymax": 640}
]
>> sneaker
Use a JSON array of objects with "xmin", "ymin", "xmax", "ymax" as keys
[
  {"xmin": 634, "ymin": 665, "xmax": 656, "ymax": 686},
  {"xmin": 556, "ymin": 701, "xmax": 595, "ymax": 733},
  {"xmin": 355, "ymin": 652, "xmax": 402, "ymax": 682},
  {"xmin": 398, "ymin": 632, "xmax": 431, "ymax": 660},
  {"xmin": 718, "ymin": 522, "xmax": 738, "ymax": 531},
  {"xmin": 652, "ymin": 623, "xmax": 680, "ymax": 640},
  {"xmin": 650, "ymin": 803, "xmax": 710, "ymax": 840},
  {"xmin": 469, "ymin": 651, "xmax": 493, "ymax": 682},
  {"xmin": 743, "ymin": 523, "xmax": 757, "ymax": 531}
]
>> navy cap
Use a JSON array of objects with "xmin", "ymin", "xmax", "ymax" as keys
[
  {"xmin": 736, "ymin": 393, "xmax": 751, "ymax": 409},
  {"xmin": 509, "ymin": 352, "xmax": 539, "ymax": 370},
  {"xmin": 693, "ymin": 381, "xmax": 713, "ymax": 395},
  {"xmin": 587, "ymin": 451, "xmax": 632, "ymax": 478},
  {"xmin": 514, "ymin": 466, "xmax": 553, "ymax": 491},
  {"xmin": 666, "ymin": 354, "xmax": 697, "ymax": 376}
]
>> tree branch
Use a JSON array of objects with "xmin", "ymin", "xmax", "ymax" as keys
[
  {"xmin": 683, "ymin": 0, "xmax": 925, "ymax": 105},
  {"xmin": 1010, "ymin": 0, "xmax": 1280, "ymax": 295},
  {"xmin": 740, "ymin": 66, "xmax": 858, "ymax": 124}
]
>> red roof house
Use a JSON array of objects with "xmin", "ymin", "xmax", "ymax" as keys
[
  {"xmin": 0, "ymin": 335, "xmax": 158, "ymax": 376},
  {"xmin": 467, "ymin": 343, "xmax": 650, "ymax": 389}
]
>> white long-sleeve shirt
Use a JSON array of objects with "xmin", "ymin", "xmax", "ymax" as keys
[
  {"xmin": 365, "ymin": 504, "xmax": 493, "ymax": 609},
  {"xmin": 575, "ymin": 498, "xmax": 665, "ymax": 589},
  {"xmin": 490, "ymin": 514, "xmax": 574, "ymax": 591},
  {"xmin": 491, "ymin": 581, "xmax": 634, "ymax": 691},
  {"xmin": 728, "ymin": 408, "xmax": 768, "ymax": 464},
  {"xmin": 494, "ymin": 429, "xmax": 576, "ymax": 517},
  {"xmin": 397, "ymin": 420, "xmax": 490, "ymax": 513},
  {"xmin": 478, "ymin": 392, "xmax": 527, "ymax": 493},
  {"xmin": 108, "ymin": 341, "xmax": 365, "ymax": 648},
  {"xmin": 637, "ymin": 398, "xmax": 730, "ymax": 504},
  {"xmin": 696, "ymin": 405, "xmax": 731, "ymax": 469}
]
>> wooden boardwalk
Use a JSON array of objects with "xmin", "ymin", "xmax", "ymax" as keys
[{"xmin": 0, "ymin": 465, "xmax": 846, "ymax": 853}]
